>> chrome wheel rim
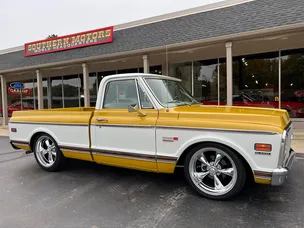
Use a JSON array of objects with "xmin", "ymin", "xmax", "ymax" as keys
[
  {"xmin": 35, "ymin": 136, "xmax": 57, "ymax": 168},
  {"xmin": 189, "ymin": 147, "xmax": 237, "ymax": 196}
]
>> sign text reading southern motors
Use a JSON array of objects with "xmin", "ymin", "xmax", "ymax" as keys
[{"xmin": 24, "ymin": 26, "xmax": 114, "ymax": 56}]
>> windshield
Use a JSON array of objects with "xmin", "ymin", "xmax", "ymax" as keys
[{"xmin": 145, "ymin": 78, "xmax": 199, "ymax": 107}]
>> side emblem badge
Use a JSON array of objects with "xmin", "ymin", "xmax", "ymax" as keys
[{"xmin": 162, "ymin": 137, "xmax": 178, "ymax": 142}]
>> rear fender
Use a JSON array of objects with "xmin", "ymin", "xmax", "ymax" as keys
[{"xmin": 27, "ymin": 127, "xmax": 61, "ymax": 150}]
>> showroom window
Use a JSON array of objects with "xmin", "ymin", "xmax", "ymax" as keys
[
  {"xmin": 231, "ymin": 51, "xmax": 279, "ymax": 108},
  {"xmin": 169, "ymin": 60, "xmax": 226, "ymax": 105},
  {"xmin": 51, "ymin": 76, "xmax": 63, "ymax": 108},
  {"xmin": 7, "ymin": 81, "xmax": 23, "ymax": 112},
  {"xmin": 33, "ymin": 78, "xmax": 48, "ymax": 109},
  {"xmin": 22, "ymin": 80, "xmax": 36, "ymax": 110},
  {"xmin": 138, "ymin": 65, "xmax": 162, "ymax": 74},
  {"xmin": 193, "ymin": 59, "xmax": 218, "ymax": 102},
  {"xmin": 281, "ymin": 48, "xmax": 304, "ymax": 118},
  {"xmin": 89, "ymin": 72, "xmax": 98, "ymax": 107},
  {"xmin": 117, "ymin": 68, "xmax": 138, "ymax": 74},
  {"xmin": 218, "ymin": 58, "xmax": 227, "ymax": 103},
  {"xmin": 5, "ymin": 79, "xmax": 38, "ymax": 117},
  {"xmin": 63, "ymin": 74, "xmax": 81, "ymax": 108},
  {"xmin": 169, "ymin": 62, "xmax": 192, "ymax": 94}
]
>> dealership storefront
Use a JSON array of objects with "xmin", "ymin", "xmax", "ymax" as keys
[{"xmin": 1, "ymin": 0, "xmax": 304, "ymax": 127}]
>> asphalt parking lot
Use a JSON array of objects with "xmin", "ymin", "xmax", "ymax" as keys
[{"xmin": 0, "ymin": 136, "xmax": 304, "ymax": 228}]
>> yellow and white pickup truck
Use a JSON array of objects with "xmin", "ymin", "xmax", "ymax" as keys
[{"xmin": 9, "ymin": 73, "xmax": 295, "ymax": 200}]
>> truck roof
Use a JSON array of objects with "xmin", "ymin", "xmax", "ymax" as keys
[{"xmin": 104, "ymin": 73, "xmax": 181, "ymax": 81}]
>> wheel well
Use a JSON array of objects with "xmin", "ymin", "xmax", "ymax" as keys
[
  {"xmin": 29, "ymin": 132, "xmax": 44, "ymax": 151},
  {"xmin": 175, "ymin": 141, "xmax": 254, "ymax": 181}
]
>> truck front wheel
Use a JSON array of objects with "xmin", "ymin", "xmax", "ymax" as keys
[
  {"xmin": 184, "ymin": 143, "xmax": 247, "ymax": 200},
  {"xmin": 33, "ymin": 133, "xmax": 66, "ymax": 172}
]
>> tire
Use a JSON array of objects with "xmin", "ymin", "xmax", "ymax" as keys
[
  {"xmin": 33, "ymin": 133, "xmax": 66, "ymax": 172},
  {"xmin": 184, "ymin": 143, "xmax": 247, "ymax": 200}
]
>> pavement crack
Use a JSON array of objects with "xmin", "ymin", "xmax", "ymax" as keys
[{"xmin": 125, "ymin": 187, "xmax": 188, "ymax": 228}]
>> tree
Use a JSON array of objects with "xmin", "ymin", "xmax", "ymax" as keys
[{"xmin": 46, "ymin": 34, "xmax": 58, "ymax": 39}]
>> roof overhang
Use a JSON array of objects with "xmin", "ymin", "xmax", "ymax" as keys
[{"xmin": 1, "ymin": 22, "xmax": 304, "ymax": 75}]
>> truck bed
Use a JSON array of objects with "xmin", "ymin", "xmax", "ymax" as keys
[
  {"xmin": 9, "ymin": 107, "xmax": 96, "ymax": 153},
  {"xmin": 9, "ymin": 107, "xmax": 95, "ymax": 125}
]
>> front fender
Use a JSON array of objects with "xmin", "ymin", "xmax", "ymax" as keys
[{"xmin": 175, "ymin": 135, "xmax": 257, "ymax": 170}]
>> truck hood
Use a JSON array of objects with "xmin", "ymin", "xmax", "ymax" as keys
[{"xmin": 166, "ymin": 104, "xmax": 290, "ymax": 134}]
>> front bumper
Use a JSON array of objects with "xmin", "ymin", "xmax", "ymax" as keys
[
  {"xmin": 254, "ymin": 148, "xmax": 296, "ymax": 186},
  {"xmin": 271, "ymin": 148, "xmax": 296, "ymax": 186}
]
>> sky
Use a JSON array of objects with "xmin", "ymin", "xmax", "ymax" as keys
[{"xmin": 0, "ymin": 0, "xmax": 223, "ymax": 50}]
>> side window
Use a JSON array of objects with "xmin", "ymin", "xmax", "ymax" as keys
[
  {"xmin": 103, "ymin": 79, "xmax": 139, "ymax": 109},
  {"xmin": 137, "ymin": 83, "xmax": 154, "ymax": 109}
]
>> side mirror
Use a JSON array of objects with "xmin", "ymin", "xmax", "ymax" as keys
[{"xmin": 128, "ymin": 104, "xmax": 146, "ymax": 117}]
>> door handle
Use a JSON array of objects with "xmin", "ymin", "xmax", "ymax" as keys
[{"xmin": 96, "ymin": 117, "xmax": 108, "ymax": 122}]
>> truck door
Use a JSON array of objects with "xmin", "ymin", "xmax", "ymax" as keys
[{"xmin": 91, "ymin": 77, "xmax": 159, "ymax": 172}]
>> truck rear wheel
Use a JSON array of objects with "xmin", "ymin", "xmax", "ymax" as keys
[
  {"xmin": 184, "ymin": 143, "xmax": 247, "ymax": 200},
  {"xmin": 33, "ymin": 133, "xmax": 66, "ymax": 172}
]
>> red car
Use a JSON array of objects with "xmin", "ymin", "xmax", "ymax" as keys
[
  {"xmin": 202, "ymin": 94, "xmax": 304, "ymax": 118},
  {"xmin": 0, "ymin": 101, "xmax": 35, "ymax": 117}
]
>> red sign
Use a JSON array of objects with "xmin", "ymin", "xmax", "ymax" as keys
[
  {"xmin": 8, "ymin": 87, "xmax": 31, "ymax": 95},
  {"xmin": 8, "ymin": 82, "xmax": 31, "ymax": 95},
  {"xmin": 24, "ymin": 26, "xmax": 114, "ymax": 56}
]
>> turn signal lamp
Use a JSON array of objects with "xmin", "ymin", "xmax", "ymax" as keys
[{"xmin": 254, "ymin": 143, "xmax": 272, "ymax": 152}]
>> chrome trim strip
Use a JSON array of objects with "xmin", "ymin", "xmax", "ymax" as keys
[
  {"xmin": 9, "ymin": 121, "xmax": 279, "ymax": 135},
  {"xmin": 59, "ymin": 145, "xmax": 91, "ymax": 153},
  {"xmin": 156, "ymin": 155, "xmax": 178, "ymax": 161},
  {"xmin": 135, "ymin": 78, "xmax": 142, "ymax": 109},
  {"xmin": 60, "ymin": 149, "xmax": 91, "ymax": 155},
  {"xmin": 157, "ymin": 126, "xmax": 278, "ymax": 135},
  {"xmin": 253, "ymin": 170, "xmax": 272, "ymax": 177},
  {"xmin": 157, "ymin": 159, "xmax": 177, "ymax": 164},
  {"xmin": 285, "ymin": 121, "xmax": 292, "ymax": 131},
  {"xmin": 9, "ymin": 121, "xmax": 88, "ymax": 127},
  {"xmin": 92, "ymin": 149, "xmax": 177, "ymax": 163},
  {"xmin": 253, "ymin": 170, "xmax": 272, "ymax": 181},
  {"xmin": 284, "ymin": 149, "xmax": 296, "ymax": 169},
  {"xmin": 91, "ymin": 124, "xmax": 155, "ymax": 128},
  {"xmin": 58, "ymin": 145, "xmax": 177, "ymax": 163},
  {"xmin": 12, "ymin": 143, "xmax": 29, "ymax": 146},
  {"xmin": 11, "ymin": 140, "xmax": 29, "ymax": 145},
  {"xmin": 278, "ymin": 123, "xmax": 292, "ymax": 167},
  {"xmin": 92, "ymin": 152, "xmax": 155, "ymax": 162},
  {"xmin": 271, "ymin": 168, "xmax": 288, "ymax": 186},
  {"xmin": 93, "ymin": 149, "xmax": 156, "ymax": 160}
]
